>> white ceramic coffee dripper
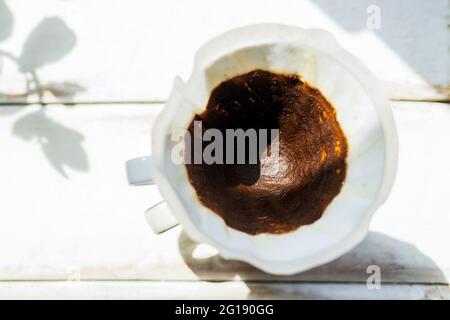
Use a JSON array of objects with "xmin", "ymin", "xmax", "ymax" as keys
[{"xmin": 126, "ymin": 24, "xmax": 398, "ymax": 275}]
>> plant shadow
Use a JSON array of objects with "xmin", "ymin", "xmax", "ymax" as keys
[
  {"xmin": 0, "ymin": 3, "xmax": 88, "ymax": 177},
  {"xmin": 0, "ymin": 0, "xmax": 13, "ymax": 43},
  {"xmin": 0, "ymin": 1, "xmax": 84, "ymax": 103},
  {"xmin": 12, "ymin": 109, "xmax": 89, "ymax": 178}
]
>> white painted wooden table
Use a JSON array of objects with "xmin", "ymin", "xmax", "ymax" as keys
[{"xmin": 0, "ymin": 0, "xmax": 448, "ymax": 299}]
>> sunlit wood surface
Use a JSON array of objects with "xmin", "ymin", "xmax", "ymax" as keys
[{"xmin": 0, "ymin": 0, "xmax": 448, "ymax": 299}]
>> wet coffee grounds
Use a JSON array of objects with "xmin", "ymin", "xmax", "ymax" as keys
[{"xmin": 185, "ymin": 69, "xmax": 348, "ymax": 235}]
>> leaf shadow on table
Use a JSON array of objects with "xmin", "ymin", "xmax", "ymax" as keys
[
  {"xmin": 12, "ymin": 109, "xmax": 89, "ymax": 178},
  {"xmin": 178, "ymin": 231, "xmax": 448, "ymax": 299},
  {"xmin": 0, "ymin": 6, "xmax": 89, "ymax": 178},
  {"xmin": 311, "ymin": 0, "xmax": 448, "ymax": 94},
  {"xmin": 0, "ymin": 1, "xmax": 85, "ymax": 103},
  {"xmin": 0, "ymin": 0, "xmax": 13, "ymax": 43}
]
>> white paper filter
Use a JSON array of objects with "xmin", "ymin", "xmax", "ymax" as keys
[{"xmin": 151, "ymin": 24, "xmax": 397, "ymax": 275}]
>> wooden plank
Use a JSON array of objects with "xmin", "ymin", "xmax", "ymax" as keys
[
  {"xmin": 0, "ymin": 0, "xmax": 447, "ymax": 103},
  {"xmin": 0, "ymin": 101, "xmax": 449, "ymax": 284},
  {"xmin": 0, "ymin": 281, "xmax": 448, "ymax": 299}
]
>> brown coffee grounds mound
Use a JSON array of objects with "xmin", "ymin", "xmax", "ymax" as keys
[{"xmin": 185, "ymin": 69, "xmax": 348, "ymax": 235}]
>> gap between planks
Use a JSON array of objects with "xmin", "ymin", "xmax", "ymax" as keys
[{"xmin": 0, "ymin": 98, "xmax": 448, "ymax": 107}]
